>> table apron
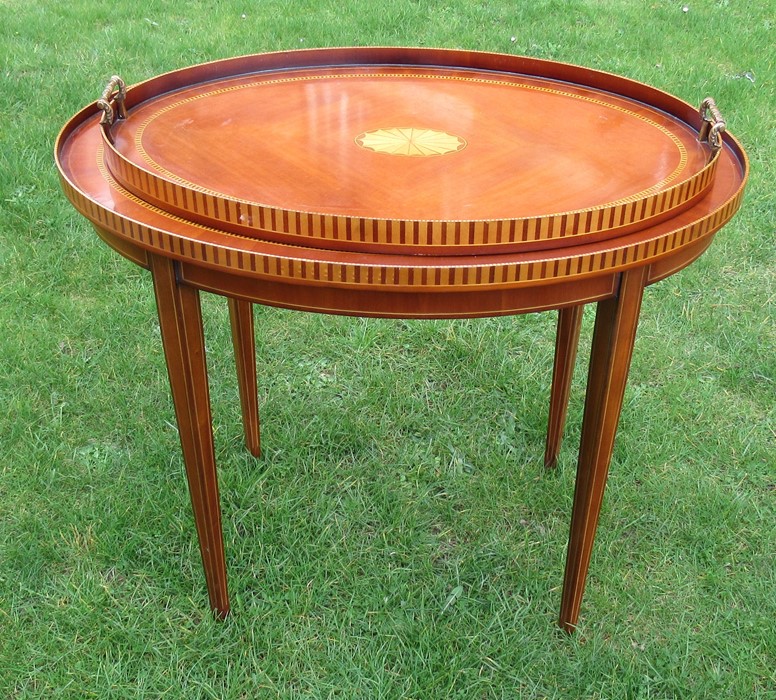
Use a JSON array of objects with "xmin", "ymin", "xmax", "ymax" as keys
[{"xmin": 176, "ymin": 260, "xmax": 619, "ymax": 319}]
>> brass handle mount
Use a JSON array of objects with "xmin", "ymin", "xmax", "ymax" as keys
[
  {"xmin": 698, "ymin": 97, "xmax": 726, "ymax": 154},
  {"xmin": 97, "ymin": 75, "xmax": 127, "ymax": 143}
]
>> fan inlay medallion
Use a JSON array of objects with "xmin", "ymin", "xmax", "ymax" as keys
[{"xmin": 355, "ymin": 127, "xmax": 466, "ymax": 156}]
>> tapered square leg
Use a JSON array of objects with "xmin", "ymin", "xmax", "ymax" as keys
[
  {"xmin": 150, "ymin": 254, "xmax": 230, "ymax": 618},
  {"xmin": 228, "ymin": 298, "xmax": 261, "ymax": 457},
  {"xmin": 559, "ymin": 267, "xmax": 647, "ymax": 632},
  {"xmin": 545, "ymin": 304, "xmax": 584, "ymax": 469}
]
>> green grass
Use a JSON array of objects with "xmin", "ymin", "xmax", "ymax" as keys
[{"xmin": 1, "ymin": 0, "xmax": 774, "ymax": 697}]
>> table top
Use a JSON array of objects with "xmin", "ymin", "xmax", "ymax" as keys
[{"xmin": 55, "ymin": 48, "xmax": 747, "ymax": 316}]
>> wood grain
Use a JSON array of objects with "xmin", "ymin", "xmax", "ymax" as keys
[
  {"xmin": 559, "ymin": 266, "xmax": 648, "ymax": 632},
  {"xmin": 150, "ymin": 254, "xmax": 229, "ymax": 618},
  {"xmin": 228, "ymin": 298, "xmax": 261, "ymax": 457},
  {"xmin": 545, "ymin": 304, "xmax": 584, "ymax": 469}
]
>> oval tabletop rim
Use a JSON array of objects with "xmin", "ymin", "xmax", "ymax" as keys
[
  {"xmin": 55, "ymin": 104, "xmax": 747, "ymax": 295},
  {"xmin": 95, "ymin": 48, "xmax": 722, "ymax": 256}
]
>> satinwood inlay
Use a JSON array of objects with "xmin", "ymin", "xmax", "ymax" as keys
[{"xmin": 355, "ymin": 127, "xmax": 466, "ymax": 156}]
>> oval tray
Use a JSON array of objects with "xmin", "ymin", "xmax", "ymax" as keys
[{"xmin": 97, "ymin": 48, "xmax": 723, "ymax": 256}]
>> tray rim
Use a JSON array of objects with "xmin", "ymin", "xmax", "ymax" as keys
[{"xmin": 96, "ymin": 47, "xmax": 722, "ymax": 256}]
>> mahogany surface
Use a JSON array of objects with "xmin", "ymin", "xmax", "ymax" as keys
[
  {"xmin": 105, "ymin": 63, "xmax": 714, "ymax": 255},
  {"xmin": 55, "ymin": 47, "xmax": 748, "ymax": 632},
  {"xmin": 545, "ymin": 304, "xmax": 584, "ymax": 470}
]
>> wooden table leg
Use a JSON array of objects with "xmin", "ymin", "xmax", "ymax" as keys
[
  {"xmin": 545, "ymin": 304, "xmax": 584, "ymax": 469},
  {"xmin": 150, "ymin": 254, "xmax": 230, "ymax": 618},
  {"xmin": 228, "ymin": 298, "xmax": 261, "ymax": 457},
  {"xmin": 558, "ymin": 267, "xmax": 647, "ymax": 632}
]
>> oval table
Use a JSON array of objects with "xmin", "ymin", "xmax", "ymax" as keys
[{"xmin": 55, "ymin": 47, "xmax": 748, "ymax": 631}]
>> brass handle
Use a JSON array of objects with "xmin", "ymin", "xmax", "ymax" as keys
[
  {"xmin": 698, "ymin": 97, "xmax": 726, "ymax": 154},
  {"xmin": 97, "ymin": 75, "xmax": 127, "ymax": 143}
]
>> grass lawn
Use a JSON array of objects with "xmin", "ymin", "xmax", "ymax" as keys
[{"xmin": 1, "ymin": 0, "xmax": 774, "ymax": 697}]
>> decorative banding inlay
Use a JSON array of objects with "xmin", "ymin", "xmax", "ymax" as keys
[
  {"xmin": 355, "ymin": 128, "xmax": 466, "ymax": 156},
  {"xmin": 70, "ymin": 143, "xmax": 744, "ymax": 295}
]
